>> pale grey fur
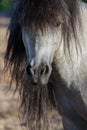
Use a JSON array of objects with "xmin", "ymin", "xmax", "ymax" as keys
[{"xmin": 22, "ymin": 2, "xmax": 87, "ymax": 130}]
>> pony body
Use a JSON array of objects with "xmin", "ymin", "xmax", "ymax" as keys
[
  {"xmin": 53, "ymin": 4, "xmax": 87, "ymax": 129},
  {"xmin": 5, "ymin": 0, "xmax": 87, "ymax": 130}
]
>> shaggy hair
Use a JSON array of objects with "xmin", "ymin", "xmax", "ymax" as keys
[{"xmin": 5, "ymin": 0, "xmax": 81, "ymax": 130}]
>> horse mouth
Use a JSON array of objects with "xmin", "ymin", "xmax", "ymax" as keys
[
  {"xmin": 26, "ymin": 63, "xmax": 52, "ymax": 86},
  {"xmin": 29, "ymin": 73, "xmax": 51, "ymax": 86}
]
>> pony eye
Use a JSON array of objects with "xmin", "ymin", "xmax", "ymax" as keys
[{"xmin": 55, "ymin": 22, "xmax": 61, "ymax": 27}]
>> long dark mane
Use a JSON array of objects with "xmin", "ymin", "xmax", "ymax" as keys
[{"xmin": 5, "ymin": 0, "xmax": 81, "ymax": 130}]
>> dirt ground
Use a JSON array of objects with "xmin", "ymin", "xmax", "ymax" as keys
[{"xmin": 0, "ymin": 18, "xmax": 63, "ymax": 130}]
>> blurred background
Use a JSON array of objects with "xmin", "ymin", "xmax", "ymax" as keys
[
  {"xmin": 0, "ymin": 0, "xmax": 12, "ymax": 9},
  {"xmin": 0, "ymin": 0, "xmax": 87, "ymax": 130},
  {"xmin": 0, "ymin": 1, "xmax": 27, "ymax": 130},
  {"xmin": 0, "ymin": 1, "xmax": 24, "ymax": 130}
]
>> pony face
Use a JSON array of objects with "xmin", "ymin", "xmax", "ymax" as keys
[
  {"xmin": 5, "ymin": 1, "xmax": 81, "ymax": 129},
  {"xmin": 22, "ymin": 27, "xmax": 61, "ymax": 85},
  {"xmin": 5, "ymin": 0, "xmax": 80, "ymax": 87}
]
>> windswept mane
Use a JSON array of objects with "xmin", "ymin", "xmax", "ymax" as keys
[
  {"xmin": 5, "ymin": 0, "xmax": 81, "ymax": 130},
  {"xmin": 19, "ymin": 0, "xmax": 81, "ymax": 49},
  {"xmin": 19, "ymin": 0, "xmax": 80, "ymax": 27}
]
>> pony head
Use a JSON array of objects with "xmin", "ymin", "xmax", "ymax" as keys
[{"xmin": 5, "ymin": 0, "xmax": 81, "ymax": 129}]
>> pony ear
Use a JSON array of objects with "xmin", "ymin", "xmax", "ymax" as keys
[{"xmin": 5, "ymin": 10, "xmax": 25, "ymax": 66}]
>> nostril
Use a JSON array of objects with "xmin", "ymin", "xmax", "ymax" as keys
[
  {"xmin": 44, "ymin": 65, "xmax": 49, "ymax": 75},
  {"xmin": 40, "ymin": 65, "xmax": 49, "ymax": 76},
  {"xmin": 26, "ymin": 64, "xmax": 37, "ymax": 76},
  {"xmin": 26, "ymin": 64, "xmax": 32, "ymax": 76}
]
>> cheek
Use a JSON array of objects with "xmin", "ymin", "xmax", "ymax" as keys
[
  {"xmin": 22, "ymin": 34, "xmax": 36, "ymax": 62},
  {"xmin": 26, "ymin": 45, "xmax": 36, "ymax": 63},
  {"xmin": 22, "ymin": 40, "xmax": 35, "ymax": 62}
]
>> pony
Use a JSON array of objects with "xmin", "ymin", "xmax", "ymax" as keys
[{"xmin": 4, "ymin": 0, "xmax": 87, "ymax": 130}]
